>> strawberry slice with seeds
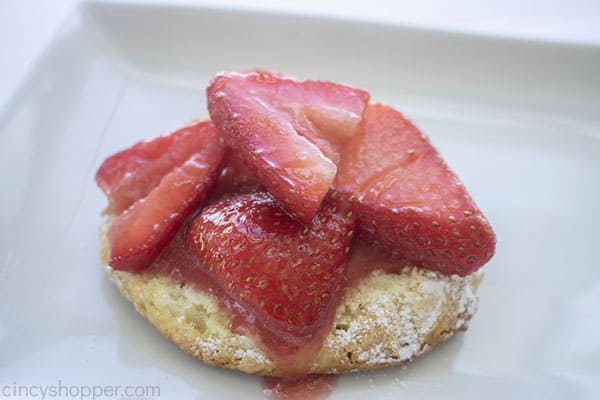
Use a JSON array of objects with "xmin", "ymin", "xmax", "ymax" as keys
[
  {"xmin": 96, "ymin": 121, "xmax": 217, "ymax": 214},
  {"xmin": 188, "ymin": 191, "xmax": 355, "ymax": 336},
  {"xmin": 107, "ymin": 122, "xmax": 225, "ymax": 271},
  {"xmin": 207, "ymin": 70, "xmax": 369, "ymax": 222},
  {"xmin": 335, "ymin": 103, "xmax": 496, "ymax": 275}
]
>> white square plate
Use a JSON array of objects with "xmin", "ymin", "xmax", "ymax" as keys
[{"xmin": 1, "ymin": 2, "xmax": 599, "ymax": 399}]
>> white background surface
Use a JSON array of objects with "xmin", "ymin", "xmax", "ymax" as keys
[{"xmin": 2, "ymin": 0, "xmax": 600, "ymax": 111}]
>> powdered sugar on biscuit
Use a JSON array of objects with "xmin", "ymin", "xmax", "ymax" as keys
[
  {"xmin": 108, "ymin": 263, "xmax": 480, "ymax": 375},
  {"xmin": 323, "ymin": 268, "xmax": 479, "ymax": 367}
]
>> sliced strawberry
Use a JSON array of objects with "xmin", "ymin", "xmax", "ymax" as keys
[
  {"xmin": 335, "ymin": 103, "xmax": 496, "ymax": 275},
  {"xmin": 207, "ymin": 70, "xmax": 369, "ymax": 222},
  {"xmin": 96, "ymin": 120, "xmax": 215, "ymax": 214},
  {"xmin": 188, "ymin": 191, "xmax": 355, "ymax": 336},
  {"xmin": 107, "ymin": 124, "xmax": 225, "ymax": 271},
  {"xmin": 209, "ymin": 150, "xmax": 263, "ymax": 199}
]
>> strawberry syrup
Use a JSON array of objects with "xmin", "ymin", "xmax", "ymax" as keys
[
  {"xmin": 144, "ymin": 226, "xmax": 360, "ymax": 375},
  {"xmin": 262, "ymin": 375, "xmax": 337, "ymax": 400},
  {"xmin": 144, "ymin": 224, "xmax": 405, "ymax": 399}
]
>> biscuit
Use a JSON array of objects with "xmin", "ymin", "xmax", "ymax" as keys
[{"xmin": 101, "ymin": 219, "xmax": 481, "ymax": 376}]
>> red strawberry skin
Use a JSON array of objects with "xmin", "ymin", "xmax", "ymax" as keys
[
  {"xmin": 335, "ymin": 103, "xmax": 496, "ymax": 275},
  {"xmin": 107, "ymin": 123, "xmax": 225, "ymax": 271},
  {"xmin": 187, "ymin": 191, "xmax": 355, "ymax": 335},
  {"xmin": 207, "ymin": 70, "xmax": 369, "ymax": 222},
  {"xmin": 96, "ymin": 121, "xmax": 215, "ymax": 214}
]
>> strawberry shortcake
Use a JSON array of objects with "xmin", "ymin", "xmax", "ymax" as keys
[{"xmin": 97, "ymin": 70, "xmax": 495, "ymax": 386}]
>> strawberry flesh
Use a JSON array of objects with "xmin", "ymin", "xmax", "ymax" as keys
[
  {"xmin": 108, "ymin": 123, "xmax": 225, "ymax": 271},
  {"xmin": 335, "ymin": 103, "xmax": 496, "ymax": 275},
  {"xmin": 210, "ymin": 150, "xmax": 263, "ymax": 199},
  {"xmin": 207, "ymin": 70, "xmax": 369, "ymax": 222},
  {"xmin": 96, "ymin": 121, "xmax": 216, "ymax": 214},
  {"xmin": 188, "ymin": 191, "xmax": 355, "ymax": 335}
]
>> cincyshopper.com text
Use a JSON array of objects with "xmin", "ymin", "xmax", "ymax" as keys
[{"xmin": 1, "ymin": 380, "xmax": 160, "ymax": 400}]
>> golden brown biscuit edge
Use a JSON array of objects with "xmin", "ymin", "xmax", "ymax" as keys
[{"xmin": 101, "ymin": 219, "xmax": 482, "ymax": 376}]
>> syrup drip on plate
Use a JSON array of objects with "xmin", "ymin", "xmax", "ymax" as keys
[{"xmin": 262, "ymin": 375, "xmax": 337, "ymax": 400}]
